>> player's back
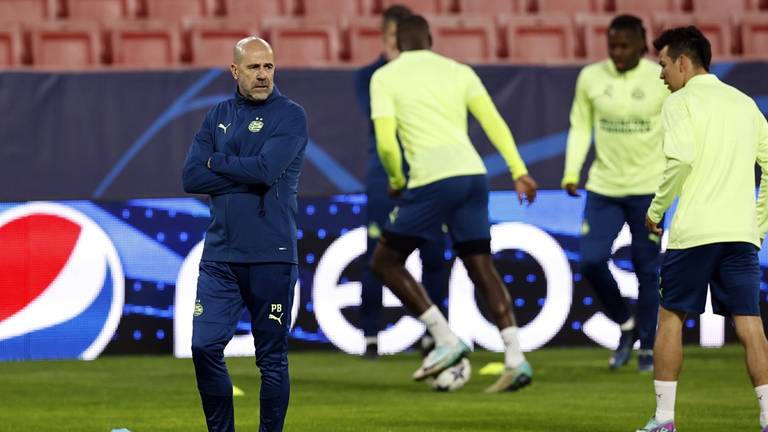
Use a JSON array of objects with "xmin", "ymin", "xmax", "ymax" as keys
[
  {"xmin": 666, "ymin": 74, "xmax": 764, "ymax": 248},
  {"xmin": 370, "ymin": 50, "xmax": 488, "ymax": 188}
]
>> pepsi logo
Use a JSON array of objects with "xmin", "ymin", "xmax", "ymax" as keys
[{"xmin": 0, "ymin": 203, "xmax": 124, "ymax": 360}]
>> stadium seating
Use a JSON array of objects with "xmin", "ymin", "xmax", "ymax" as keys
[
  {"xmin": 653, "ymin": 13, "xmax": 734, "ymax": 57},
  {"xmin": 221, "ymin": 0, "xmax": 290, "ymax": 17},
  {"xmin": 741, "ymin": 14, "xmax": 768, "ymax": 57},
  {"xmin": 455, "ymin": 0, "xmax": 524, "ymax": 15},
  {"xmin": 533, "ymin": 0, "xmax": 601, "ymax": 14},
  {"xmin": 0, "ymin": 23, "xmax": 24, "ymax": 66},
  {"xmin": 263, "ymin": 18, "xmax": 341, "ymax": 66},
  {"xmin": 612, "ymin": 0, "xmax": 682, "ymax": 14},
  {"xmin": 299, "ymin": 0, "xmax": 368, "ymax": 17},
  {"xmin": 503, "ymin": 14, "xmax": 576, "ymax": 62},
  {"xmin": 347, "ymin": 17, "xmax": 382, "ymax": 64},
  {"xmin": 1, "ymin": 0, "xmax": 767, "ymax": 68},
  {"xmin": 143, "ymin": 0, "xmax": 212, "ymax": 21},
  {"xmin": 29, "ymin": 21, "xmax": 101, "ymax": 68},
  {"xmin": 0, "ymin": 0, "xmax": 57, "ymax": 21},
  {"xmin": 63, "ymin": 0, "xmax": 135, "ymax": 20},
  {"xmin": 689, "ymin": 0, "xmax": 753, "ymax": 14},
  {"xmin": 430, "ymin": 16, "xmax": 499, "ymax": 63},
  {"xmin": 578, "ymin": 14, "xmax": 609, "ymax": 60},
  {"xmin": 188, "ymin": 19, "xmax": 260, "ymax": 67},
  {"xmin": 110, "ymin": 21, "xmax": 181, "ymax": 67},
  {"xmin": 380, "ymin": 0, "xmax": 447, "ymax": 15}
]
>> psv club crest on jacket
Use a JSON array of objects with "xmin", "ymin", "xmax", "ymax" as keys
[{"xmin": 248, "ymin": 117, "xmax": 264, "ymax": 133}]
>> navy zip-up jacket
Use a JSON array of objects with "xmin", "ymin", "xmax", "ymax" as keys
[
  {"xmin": 182, "ymin": 86, "xmax": 308, "ymax": 264},
  {"xmin": 354, "ymin": 55, "xmax": 388, "ymax": 186}
]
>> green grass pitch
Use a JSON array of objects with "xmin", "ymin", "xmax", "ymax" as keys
[{"xmin": 0, "ymin": 345, "xmax": 759, "ymax": 431}]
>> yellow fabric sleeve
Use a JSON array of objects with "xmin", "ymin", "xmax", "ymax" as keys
[
  {"xmin": 755, "ymin": 113, "xmax": 768, "ymax": 243},
  {"xmin": 562, "ymin": 70, "xmax": 593, "ymax": 187},
  {"xmin": 647, "ymin": 96, "xmax": 696, "ymax": 223},
  {"xmin": 373, "ymin": 117, "xmax": 406, "ymax": 189},
  {"xmin": 467, "ymin": 93, "xmax": 528, "ymax": 179}
]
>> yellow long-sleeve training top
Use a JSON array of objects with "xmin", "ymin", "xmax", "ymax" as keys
[
  {"xmin": 563, "ymin": 58, "xmax": 670, "ymax": 197},
  {"xmin": 647, "ymin": 74, "xmax": 768, "ymax": 249},
  {"xmin": 369, "ymin": 50, "xmax": 527, "ymax": 190}
]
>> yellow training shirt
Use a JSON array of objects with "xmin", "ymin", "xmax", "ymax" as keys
[
  {"xmin": 647, "ymin": 74, "xmax": 768, "ymax": 249},
  {"xmin": 370, "ymin": 50, "xmax": 527, "ymax": 189},
  {"xmin": 563, "ymin": 58, "xmax": 669, "ymax": 197}
]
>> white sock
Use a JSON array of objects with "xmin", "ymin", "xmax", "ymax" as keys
[
  {"xmin": 755, "ymin": 384, "xmax": 768, "ymax": 427},
  {"xmin": 418, "ymin": 305, "xmax": 458, "ymax": 346},
  {"xmin": 500, "ymin": 326, "xmax": 526, "ymax": 368},
  {"xmin": 654, "ymin": 380, "xmax": 677, "ymax": 422},
  {"xmin": 364, "ymin": 336, "xmax": 377, "ymax": 345},
  {"xmin": 620, "ymin": 317, "xmax": 636, "ymax": 331}
]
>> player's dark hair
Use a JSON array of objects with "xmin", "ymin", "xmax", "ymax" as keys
[
  {"xmin": 381, "ymin": 4, "xmax": 412, "ymax": 32},
  {"xmin": 608, "ymin": 14, "xmax": 648, "ymax": 53},
  {"xmin": 653, "ymin": 26, "xmax": 712, "ymax": 71},
  {"xmin": 396, "ymin": 15, "xmax": 432, "ymax": 51}
]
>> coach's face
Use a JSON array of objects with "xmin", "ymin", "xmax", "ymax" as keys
[
  {"xmin": 231, "ymin": 40, "xmax": 275, "ymax": 102},
  {"xmin": 658, "ymin": 46, "xmax": 684, "ymax": 93}
]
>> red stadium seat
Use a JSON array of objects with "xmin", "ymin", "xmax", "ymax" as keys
[
  {"xmin": 502, "ymin": 14, "xmax": 576, "ymax": 62},
  {"xmin": 221, "ymin": 0, "xmax": 291, "ymax": 17},
  {"xmin": 612, "ymin": 0, "xmax": 682, "ymax": 14},
  {"xmin": 690, "ymin": 0, "xmax": 753, "ymax": 14},
  {"xmin": 29, "ymin": 22, "xmax": 101, "ymax": 69},
  {"xmin": 188, "ymin": 19, "xmax": 260, "ymax": 67},
  {"xmin": 0, "ymin": 23, "xmax": 24, "ymax": 66},
  {"xmin": 430, "ymin": 16, "xmax": 498, "ymax": 63},
  {"xmin": 456, "ymin": 0, "xmax": 523, "ymax": 15},
  {"xmin": 0, "ymin": 0, "xmax": 57, "ymax": 21},
  {"xmin": 299, "ymin": 0, "xmax": 367, "ymax": 17},
  {"xmin": 110, "ymin": 21, "xmax": 181, "ymax": 67},
  {"xmin": 654, "ymin": 13, "xmax": 734, "ymax": 57},
  {"xmin": 63, "ymin": 0, "xmax": 135, "ymax": 20},
  {"xmin": 263, "ymin": 18, "xmax": 341, "ymax": 66},
  {"xmin": 741, "ymin": 14, "xmax": 768, "ymax": 57},
  {"xmin": 143, "ymin": 0, "xmax": 212, "ymax": 21},
  {"xmin": 379, "ymin": 0, "xmax": 448, "ymax": 15},
  {"xmin": 532, "ymin": 0, "xmax": 601, "ymax": 13},
  {"xmin": 348, "ymin": 16, "xmax": 382, "ymax": 64}
]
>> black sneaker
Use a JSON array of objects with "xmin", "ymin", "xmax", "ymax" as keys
[
  {"xmin": 637, "ymin": 350, "xmax": 653, "ymax": 373},
  {"xmin": 364, "ymin": 342, "xmax": 378, "ymax": 359},
  {"xmin": 609, "ymin": 329, "xmax": 635, "ymax": 370}
]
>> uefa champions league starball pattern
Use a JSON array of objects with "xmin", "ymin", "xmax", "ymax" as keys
[{"xmin": 426, "ymin": 357, "xmax": 471, "ymax": 392}]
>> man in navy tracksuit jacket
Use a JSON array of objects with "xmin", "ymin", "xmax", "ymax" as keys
[{"xmin": 182, "ymin": 37, "xmax": 307, "ymax": 432}]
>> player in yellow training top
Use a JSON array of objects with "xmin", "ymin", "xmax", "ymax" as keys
[
  {"xmin": 562, "ymin": 15, "xmax": 669, "ymax": 372},
  {"xmin": 369, "ymin": 15, "xmax": 538, "ymax": 393},
  {"xmin": 637, "ymin": 26, "xmax": 768, "ymax": 432}
]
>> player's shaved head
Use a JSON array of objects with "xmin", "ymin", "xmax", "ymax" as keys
[
  {"xmin": 396, "ymin": 15, "xmax": 432, "ymax": 52},
  {"xmin": 233, "ymin": 36, "xmax": 272, "ymax": 65}
]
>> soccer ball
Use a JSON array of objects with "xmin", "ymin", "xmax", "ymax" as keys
[{"xmin": 426, "ymin": 357, "xmax": 471, "ymax": 392}]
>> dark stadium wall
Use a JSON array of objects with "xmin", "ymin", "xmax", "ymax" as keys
[{"xmin": 3, "ymin": 62, "xmax": 764, "ymax": 201}]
